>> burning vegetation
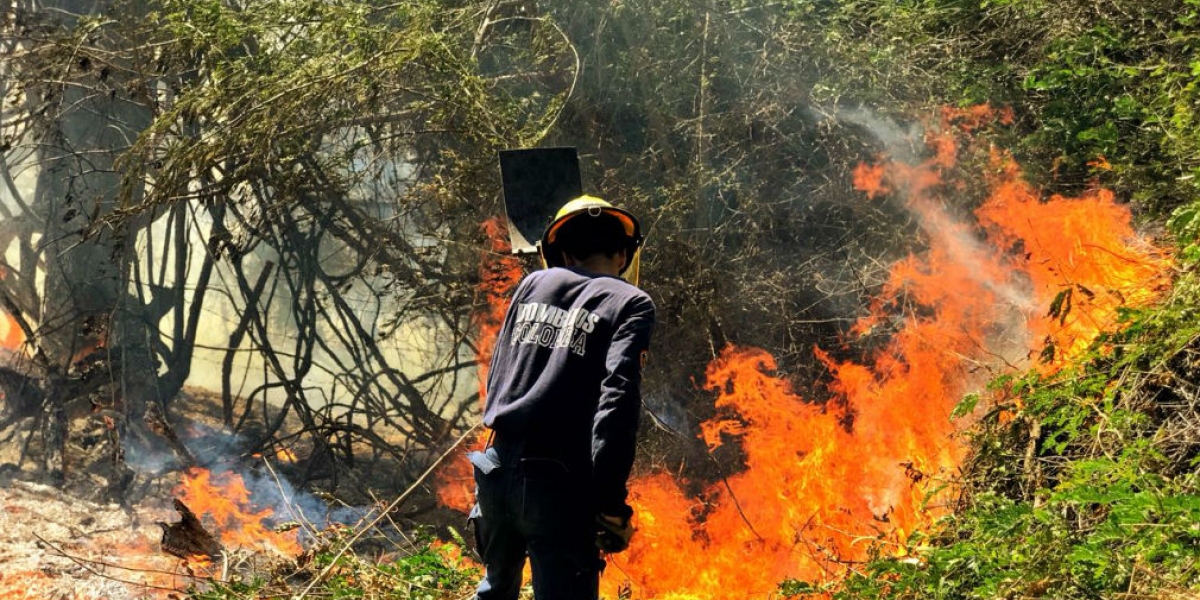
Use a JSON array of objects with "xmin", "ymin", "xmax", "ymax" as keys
[
  {"xmin": 430, "ymin": 106, "xmax": 1184, "ymax": 599},
  {"xmin": 0, "ymin": 102, "xmax": 1192, "ymax": 598},
  {"xmin": 3, "ymin": 0, "xmax": 1200, "ymax": 598},
  {"xmin": 587, "ymin": 106, "xmax": 1175, "ymax": 599}
]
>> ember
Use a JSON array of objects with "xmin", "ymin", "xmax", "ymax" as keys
[
  {"xmin": 0, "ymin": 481, "xmax": 186, "ymax": 600},
  {"xmin": 275, "ymin": 447, "xmax": 299, "ymax": 463},
  {"xmin": 0, "ymin": 312, "xmax": 21, "ymax": 351},
  {"xmin": 0, "ymin": 269, "xmax": 21, "ymax": 352}
]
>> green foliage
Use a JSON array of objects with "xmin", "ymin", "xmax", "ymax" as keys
[
  {"xmin": 828, "ymin": 458, "xmax": 1200, "ymax": 598},
  {"xmin": 188, "ymin": 578, "xmax": 270, "ymax": 600},
  {"xmin": 1016, "ymin": 6, "xmax": 1200, "ymax": 212},
  {"xmin": 116, "ymin": 0, "xmax": 513, "ymax": 211},
  {"xmin": 1169, "ymin": 198, "xmax": 1200, "ymax": 262},
  {"xmin": 778, "ymin": 577, "xmax": 826, "ymax": 597},
  {"xmin": 813, "ymin": 0, "xmax": 1200, "ymax": 214},
  {"xmin": 184, "ymin": 535, "xmax": 478, "ymax": 600},
  {"xmin": 375, "ymin": 537, "xmax": 479, "ymax": 598}
]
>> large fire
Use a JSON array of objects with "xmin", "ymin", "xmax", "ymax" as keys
[
  {"xmin": 428, "ymin": 106, "xmax": 1170, "ymax": 598},
  {"xmin": 599, "ymin": 106, "xmax": 1171, "ymax": 598},
  {"xmin": 440, "ymin": 106, "xmax": 1171, "ymax": 598},
  {"xmin": 0, "ymin": 104, "xmax": 1172, "ymax": 600}
]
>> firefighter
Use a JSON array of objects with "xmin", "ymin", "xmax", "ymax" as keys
[{"xmin": 468, "ymin": 196, "xmax": 655, "ymax": 600}]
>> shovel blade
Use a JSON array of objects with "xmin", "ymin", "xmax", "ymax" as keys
[{"xmin": 499, "ymin": 147, "xmax": 582, "ymax": 254}]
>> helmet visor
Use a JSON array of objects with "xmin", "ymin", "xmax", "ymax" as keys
[{"xmin": 544, "ymin": 206, "xmax": 639, "ymax": 246}]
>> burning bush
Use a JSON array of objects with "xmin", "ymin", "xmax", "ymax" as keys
[{"xmin": 816, "ymin": 208, "xmax": 1200, "ymax": 598}]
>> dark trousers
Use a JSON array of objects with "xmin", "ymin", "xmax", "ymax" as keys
[{"xmin": 469, "ymin": 447, "xmax": 602, "ymax": 600}]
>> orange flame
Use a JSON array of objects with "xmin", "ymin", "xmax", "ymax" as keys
[
  {"xmin": 185, "ymin": 554, "xmax": 214, "ymax": 571},
  {"xmin": 176, "ymin": 468, "xmax": 303, "ymax": 557},
  {"xmin": 275, "ymin": 447, "xmax": 299, "ymax": 463},
  {"xmin": 603, "ymin": 106, "xmax": 1171, "ymax": 599},
  {"xmin": 610, "ymin": 343, "xmax": 956, "ymax": 598},
  {"xmin": 0, "ymin": 266, "xmax": 25, "ymax": 351},
  {"xmin": 975, "ymin": 149, "xmax": 1170, "ymax": 367},
  {"xmin": 0, "ymin": 313, "xmax": 22, "ymax": 351},
  {"xmin": 472, "ymin": 216, "xmax": 525, "ymax": 398},
  {"xmin": 435, "ymin": 217, "xmax": 524, "ymax": 512}
]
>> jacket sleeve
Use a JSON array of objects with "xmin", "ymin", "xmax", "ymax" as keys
[{"xmin": 592, "ymin": 293, "xmax": 655, "ymax": 517}]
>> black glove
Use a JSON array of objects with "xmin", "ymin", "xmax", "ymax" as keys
[{"xmin": 595, "ymin": 513, "xmax": 635, "ymax": 553}]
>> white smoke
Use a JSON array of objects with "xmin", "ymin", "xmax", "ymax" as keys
[
  {"xmin": 832, "ymin": 104, "xmax": 1039, "ymax": 371},
  {"xmin": 174, "ymin": 422, "xmax": 368, "ymax": 541}
]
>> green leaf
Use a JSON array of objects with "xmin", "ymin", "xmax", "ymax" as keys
[{"xmin": 952, "ymin": 393, "xmax": 981, "ymax": 419}]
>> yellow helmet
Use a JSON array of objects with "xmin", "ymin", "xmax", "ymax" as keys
[{"xmin": 539, "ymin": 195, "xmax": 643, "ymax": 285}]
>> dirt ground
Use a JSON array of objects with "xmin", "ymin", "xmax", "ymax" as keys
[
  {"xmin": 0, "ymin": 476, "xmax": 190, "ymax": 600},
  {"xmin": 0, "ymin": 389, "xmax": 290, "ymax": 600},
  {"xmin": 0, "ymin": 384, "xmax": 469, "ymax": 600}
]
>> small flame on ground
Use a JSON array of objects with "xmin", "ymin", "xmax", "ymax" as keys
[
  {"xmin": 0, "ymin": 570, "xmax": 66, "ymax": 599},
  {"xmin": 177, "ymin": 467, "xmax": 303, "ymax": 557},
  {"xmin": 1, "ymin": 509, "xmax": 198, "ymax": 599},
  {"xmin": 184, "ymin": 554, "xmax": 214, "ymax": 572}
]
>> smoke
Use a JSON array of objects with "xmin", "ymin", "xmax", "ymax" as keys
[
  {"xmin": 837, "ymin": 104, "xmax": 1039, "ymax": 366},
  {"xmin": 642, "ymin": 391, "xmax": 690, "ymax": 438},
  {"xmin": 122, "ymin": 434, "xmax": 185, "ymax": 476},
  {"xmin": 220, "ymin": 461, "xmax": 367, "ymax": 538},
  {"xmin": 832, "ymin": 106, "xmax": 927, "ymax": 164},
  {"xmin": 174, "ymin": 422, "xmax": 366, "ymax": 539}
]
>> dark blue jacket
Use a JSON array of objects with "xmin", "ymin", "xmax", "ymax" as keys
[{"xmin": 483, "ymin": 266, "xmax": 655, "ymax": 516}]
